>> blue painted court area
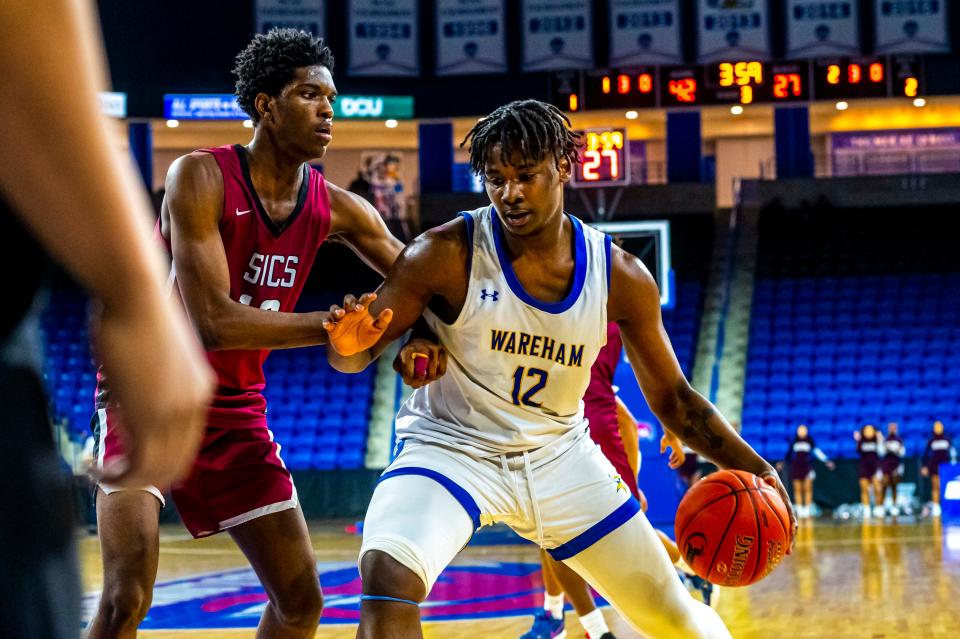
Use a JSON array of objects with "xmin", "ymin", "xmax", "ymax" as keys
[{"xmin": 82, "ymin": 560, "xmax": 574, "ymax": 629}]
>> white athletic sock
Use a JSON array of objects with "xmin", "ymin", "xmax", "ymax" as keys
[
  {"xmin": 579, "ymin": 609, "xmax": 609, "ymax": 638},
  {"xmin": 544, "ymin": 592, "xmax": 564, "ymax": 620}
]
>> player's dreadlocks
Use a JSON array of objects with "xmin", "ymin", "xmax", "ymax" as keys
[
  {"xmin": 460, "ymin": 100, "xmax": 582, "ymax": 175},
  {"xmin": 233, "ymin": 28, "xmax": 335, "ymax": 123}
]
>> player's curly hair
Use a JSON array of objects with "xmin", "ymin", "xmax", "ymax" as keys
[
  {"xmin": 233, "ymin": 28, "xmax": 335, "ymax": 122},
  {"xmin": 460, "ymin": 99, "xmax": 582, "ymax": 175}
]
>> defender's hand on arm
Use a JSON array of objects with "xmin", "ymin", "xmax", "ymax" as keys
[
  {"xmin": 324, "ymin": 217, "xmax": 470, "ymax": 373},
  {"xmin": 323, "ymin": 292, "xmax": 393, "ymax": 357},
  {"xmin": 326, "ymin": 189, "xmax": 448, "ymax": 386}
]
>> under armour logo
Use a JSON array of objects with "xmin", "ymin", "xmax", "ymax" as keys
[{"xmin": 480, "ymin": 289, "xmax": 499, "ymax": 301}]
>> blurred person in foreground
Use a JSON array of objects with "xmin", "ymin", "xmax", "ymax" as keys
[{"xmin": 0, "ymin": 1, "xmax": 214, "ymax": 637}]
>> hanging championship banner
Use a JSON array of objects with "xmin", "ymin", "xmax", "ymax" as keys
[
  {"xmin": 697, "ymin": 0, "xmax": 770, "ymax": 63},
  {"xmin": 522, "ymin": 0, "xmax": 593, "ymax": 71},
  {"xmin": 348, "ymin": 0, "xmax": 419, "ymax": 76},
  {"xmin": 874, "ymin": 0, "xmax": 949, "ymax": 54},
  {"xmin": 255, "ymin": 0, "xmax": 324, "ymax": 36},
  {"xmin": 609, "ymin": 0, "xmax": 683, "ymax": 66},
  {"xmin": 786, "ymin": 1, "xmax": 859, "ymax": 57},
  {"xmin": 435, "ymin": 0, "xmax": 507, "ymax": 75}
]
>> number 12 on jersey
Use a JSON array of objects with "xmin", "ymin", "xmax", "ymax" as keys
[{"xmin": 511, "ymin": 366, "xmax": 548, "ymax": 407}]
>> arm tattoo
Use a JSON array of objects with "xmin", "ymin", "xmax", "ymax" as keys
[{"xmin": 682, "ymin": 406, "xmax": 724, "ymax": 450}]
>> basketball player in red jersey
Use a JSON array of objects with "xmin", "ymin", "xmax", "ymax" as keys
[{"xmin": 88, "ymin": 29, "xmax": 432, "ymax": 639}]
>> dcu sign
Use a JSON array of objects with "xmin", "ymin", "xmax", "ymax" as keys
[{"xmin": 163, "ymin": 94, "xmax": 413, "ymax": 120}]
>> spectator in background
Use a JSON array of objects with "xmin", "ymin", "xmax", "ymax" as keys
[
  {"xmin": 880, "ymin": 422, "xmax": 905, "ymax": 516},
  {"xmin": 921, "ymin": 421, "xmax": 957, "ymax": 517},
  {"xmin": 369, "ymin": 153, "xmax": 410, "ymax": 240},
  {"xmin": 778, "ymin": 424, "xmax": 834, "ymax": 520},
  {"xmin": 346, "ymin": 155, "xmax": 374, "ymax": 205},
  {"xmin": 854, "ymin": 424, "xmax": 884, "ymax": 518}
]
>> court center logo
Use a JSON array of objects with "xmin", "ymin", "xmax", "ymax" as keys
[{"xmin": 82, "ymin": 561, "xmax": 562, "ymax": 629}]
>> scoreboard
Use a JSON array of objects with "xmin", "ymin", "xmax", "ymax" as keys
[
  {"xmin": 553, "ymin": 56, "xmax": 922, "ymax": 111},
  {"xmin": 571, "ymin": 128, "xmax": 628, "ymax": 188}
]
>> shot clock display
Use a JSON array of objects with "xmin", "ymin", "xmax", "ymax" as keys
[
  {"xmin": 550, "ymin": 56, "xmax": 921, "ymax": 111},
  {"xmin": 571, "ymin": 128, "xmax": 628, "ymax": 188}
]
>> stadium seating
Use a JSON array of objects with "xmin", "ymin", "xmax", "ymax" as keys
[
  {"xmin": 263, "ymin": 349, "xmax": 374, "ymax": 470},
  {"xmin": 41, "ymin": 288, "xmax": 97, "ymax": 440},
  {"xmin": 742, "ymin": 205, "xmax": 960, "ymax": 461},
  {"xmin": 40, "ymin": 287, "xmax": 374, "ymax": 471},
  {"xmin": 662, "ymin": 280, "xmax": 703, "ymax": 379}
]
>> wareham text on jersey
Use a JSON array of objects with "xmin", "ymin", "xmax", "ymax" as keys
[{"xmin": 489, "ymin": 329, "xmax": 584, "ymax": 367}]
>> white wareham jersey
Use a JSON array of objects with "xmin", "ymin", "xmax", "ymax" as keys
[{"xmin": 396, "ymin": 206, "xmax": 612, "ymax": 456}]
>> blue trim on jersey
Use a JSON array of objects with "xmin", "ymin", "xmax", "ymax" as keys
[
  {"xmin": 604, "ymin": 234, "xmax": 612, "ymax": 290},
  {"xmin": 546, "ymin": 497, "xmax": 640, "ymax": 561},
  {"xmin": 490, "ymin": 208, "xmax": 587, "ymax": 314},
  {"xmin": 379, "ymin": 467, "xmax": 482, "ymax": 530},
  {"xmin": 459, "ymin": 211, "xmax": 475, "ymax": 277}
]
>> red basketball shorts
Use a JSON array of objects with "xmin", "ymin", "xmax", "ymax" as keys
[{"xmin": 92, "ymin": 406, "xmax": 297, "ymax": 538}]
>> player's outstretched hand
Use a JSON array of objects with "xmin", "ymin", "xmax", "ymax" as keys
[
  {"xmin": 758, "ymin": 467, "xmax": 797, "ymax": 553},
  {"xmin": 92, "ymin": 296, "xmax": 214, "ymax": 489},
  {"xmin": 394, "ymin": 338, "xmax": 448, "ymax": 388},
  {"xmin": 324, "ymin": 292, "xmax": 393, "ymax": 357},
  {"xmin": 661, "ymin": 432, "xmax": 686, "ymax": 469}
]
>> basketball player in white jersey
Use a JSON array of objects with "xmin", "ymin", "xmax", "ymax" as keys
[{"xmin": 325, "ymin": 99, "xmax": 795, "ymax": 639}]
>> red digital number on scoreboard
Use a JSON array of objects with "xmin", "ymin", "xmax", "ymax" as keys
[
  {"xmin": 668, "ymin": 78, "xmax": 698, "ymax": 103},
  {"xmin": 773, "ymin": 73, "xmax": 803, "ymax": 98},
  {"xmin": 638, "ymin": 73, "xmax": 653, "ymax": 93},
  {"xmin": 572, "ymin": 129, "xmax": 628, "ymax": 188}
]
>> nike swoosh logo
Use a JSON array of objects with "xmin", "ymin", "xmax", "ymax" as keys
[{"xmin": 236, "ymin": 208, "xmax": 251, "ymax": 216}]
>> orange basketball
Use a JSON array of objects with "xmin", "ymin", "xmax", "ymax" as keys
[{"xmin": 675, "ymin": 469, "xmax": 791, "ymax": 587}]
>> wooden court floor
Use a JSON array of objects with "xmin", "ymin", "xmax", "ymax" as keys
[{"xmin": 79, "ymin": 518, "xmax": 960, "ymax": 638}]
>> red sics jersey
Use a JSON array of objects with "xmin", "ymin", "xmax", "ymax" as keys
[
  {"xmin": 583, "ymin": 323, "xmax": 638, "ymax": 497},
  {"xmin": 196, "ymin": 144, "xmax": 330, "ymax": 411},
  {"xmin": 584, "ymin": 322, "xmax": 621, "ymax": 434}
]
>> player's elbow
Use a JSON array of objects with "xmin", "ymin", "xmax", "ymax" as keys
[
  {"xmin": 648, "ymin": 380, "xmax": 697, "ymax": 423},
  {"xmin": 327, "ymin": 352, "xmax": 371, "ymax": 374},
  {"xmin": 191, "ymin": 308, "xmax": 233, "ymax": 350},
  {"xmin": 188, "ymin": 298, "xmax": 236, "ymax": 351},
  {"xmin": 195, "ymin": 320, "xmax": 224, "ymax": 351}
]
